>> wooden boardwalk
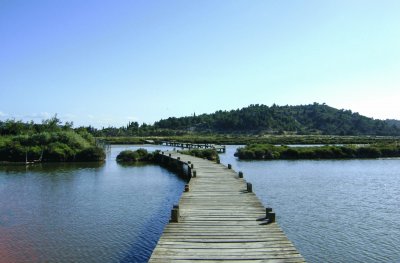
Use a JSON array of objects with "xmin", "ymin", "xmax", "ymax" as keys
[
  {"xmin": 149, "ymin": 152, "xmax": 305, "ymax": 262},
  {"xmin": 160, "ymin": 141, "xmax": 226, "ymax": 153}
]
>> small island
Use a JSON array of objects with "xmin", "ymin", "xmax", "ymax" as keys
[
  {"xmin": 235, "ymin": 143, "xmax": 400, "ymax": 160},
  {"xmin": 0, "ymin": 117, "xmax": 105, "ymax": 163},
  {"xmin": 116, "ymin": 148, "xmax": 155, "ymax": 163}
]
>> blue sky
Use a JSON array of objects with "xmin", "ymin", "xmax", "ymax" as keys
[{"xmin": 1, "ymin": 0, "xmax": 399, "ymax": 127}]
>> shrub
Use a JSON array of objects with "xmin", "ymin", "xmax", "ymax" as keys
[
  {"xmin": 76, "ymin": 147, "xmax": 105, "ymax": 162},
  {"xmin": 44, "ymin": 142, "xmax": 75, "ymax": 161},
  {"xmin": 0, "ymin": 140, "xmax": 25, "ymax": 161},
  {"xmin": 356, "ymin": 146, "xmax": 381, "ymax": 158},
  {"xmin": 116, "ymin": 149, "xmax": 153, "ymax": 163},
  {"xmin": 180, "ymin": 148, "xmax": 220, "ymax": 162},
  {"xmin": 281, "ymin": 148, "xmax": 299, "ymax": 159}
]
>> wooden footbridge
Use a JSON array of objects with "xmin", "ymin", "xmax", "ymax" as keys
[
  {"xmin": 150, "ymin": 151, "xmax": 305, "ymax": 262},
  {"xmin": 160, "ymin": 141, "xmax": 226, "ymax": 153}
]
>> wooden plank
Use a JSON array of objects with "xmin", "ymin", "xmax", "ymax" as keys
[{"xmin": 149, "ymin": 152, "xmax": 305, "ymax": 262}]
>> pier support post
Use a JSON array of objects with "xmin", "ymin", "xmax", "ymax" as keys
[
  {"xmin": 192, "ymin": 170, "xmax": 197, "ymax": 178},
  {"xmin": 257, "ymin": 207, "xmax": 276, "ymax": 224},
  {"xmin": 238, "ymin": 171, "xmax": 243, "ymax": 178},
  {"xmin": 191, "ymin": 164, "xmax": 194, "ymax": 169},
  {"xmin": 267, "ymin": 212, "xmax": 276, "ymax": 223},
  {"xmin": 247, "ymin": 182, "xmax": 253, "ymax": 193},
  {"xmin": 170, "ymin": 205, "xmax": 180, "ymax": 223},
  {"xmin": 184, "ymin": 184, "xmax": 190, "ymax": 192},
  {"xmin": 228, "ymin": 164, "xmax": 232, "ymax": 169}
]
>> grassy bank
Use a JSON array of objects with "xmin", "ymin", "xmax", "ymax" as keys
[{"xmin": 235, "ymin": 143, "xmax": 400, "ymax": 160}]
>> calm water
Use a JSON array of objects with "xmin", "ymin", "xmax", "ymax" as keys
[
  {"xmin": 0, "ymin": 145, "xmax": 184, "ymax": 263},
  {"xmin": 220, "ymin": 145, "xmax": 400, "ymax": 263},
  {"xmin": 1, "ymin": 144, "xmax": 400, "ymax": 262}
]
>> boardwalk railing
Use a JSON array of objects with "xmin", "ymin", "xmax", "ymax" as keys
[{"xmin": 150, "ymin": 151, "xmax": 305, "ymax": 262}]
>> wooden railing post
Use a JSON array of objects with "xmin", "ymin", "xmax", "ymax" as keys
[
  {"xmin": 170, "ymin": 205, "xmax": 180, "ymax": 223},
  {"xmin": 247, "ymin": 182, "xmax": 252, "ymax": 193}
]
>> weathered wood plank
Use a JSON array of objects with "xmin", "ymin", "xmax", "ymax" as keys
[{"xmin": 149, "ymin": 152, "xmax": 305, "ymax": 262}]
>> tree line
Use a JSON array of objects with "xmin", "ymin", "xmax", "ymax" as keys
[
  {"xmin": 57, "ymin": 103, "xmax": 400, "ymax": 137},
  {"xmin": 2, "ymin": 104, "xmax": 400, "ymax": 140}
]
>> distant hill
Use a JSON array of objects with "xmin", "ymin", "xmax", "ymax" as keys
[
  {"xmin": 153, "ymin": 103, "xmax": 400, "ymax": 136},
  {"xmin": 385, "ymin": 119, "xmax": 400, "ymax": 129}
]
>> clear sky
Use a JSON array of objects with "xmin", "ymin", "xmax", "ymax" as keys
[{"xmin": 1, "ymin": 0, "xmax": 399, "ymax": 127}]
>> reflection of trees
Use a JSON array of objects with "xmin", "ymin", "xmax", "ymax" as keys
[{"xmin": 0, "ymin": 162, "xmax": 104, "ymax": 175}]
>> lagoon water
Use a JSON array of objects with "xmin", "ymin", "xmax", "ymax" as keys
[
  {"xmin": 0, "ymin": 145, "xmax": 184, "ymax": 263},
  {"xmin": 1, "ymin": 144, "xmax": 400, "ymax": 262}
]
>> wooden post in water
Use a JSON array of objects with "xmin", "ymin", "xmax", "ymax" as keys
[
  {"xmin": 268, "ymin": 212, "xmax": 276, "ymax": 222},
  {"xmin": 228, "ymin": 164, "xmax": 232, "ymax": 169},
  {"xmin": 247, "ymin": 182, "xmax": 253, "ymax": 193},
  {"xmin": 258, "ymin": 208, "xmax": 275, "ymax": 223},
  {"xmin": 239, "ymin": 171, "xmax": 243, "ymax": 178}
]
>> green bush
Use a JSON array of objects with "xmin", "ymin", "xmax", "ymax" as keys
[
  {"xmin": 180, "ymin": 149, "xmax": 220, "ymax": 162},
  {"xmin": 0, "ymin": 140, "xmax": 25, "ymax": 161},
  {"xmin": 44, "ymin": 142, "xmax": 75, "ymax": 161},
  {"xmin": 116, "ymin": 148, "xmax": 153, "ymax": 163},
  {"xmin": 356, "ymin": 147, "xmax": 381, "ymax": 158},
  {"xmin": 76, "ymin": 147, "xmax": 105, "ymax": 162}
]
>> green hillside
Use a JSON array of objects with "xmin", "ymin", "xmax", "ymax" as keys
[{"xmin": 153, "ymin": 103, "xmax": 400, "ymax": 136}]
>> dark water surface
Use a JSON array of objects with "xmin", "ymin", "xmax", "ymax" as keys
[
  {"xmin": 1, "ymin": 144, "xmax": 400, "ymax": 262},
  {"xmin": 0, "ymin": 145, "xmax": 184, "ymax": 263}
]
